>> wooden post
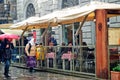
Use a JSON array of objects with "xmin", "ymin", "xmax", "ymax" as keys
[{"xmin": 95, "ymin": 10, "xmax": 108, "ymax": 79}]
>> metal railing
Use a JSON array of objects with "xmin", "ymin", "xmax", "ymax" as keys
[{"xmin": 11, "ymin": 45, "xmax": 95, "ymax": 76}]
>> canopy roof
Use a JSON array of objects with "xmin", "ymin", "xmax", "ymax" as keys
[
  {"xmin": 0, "ymin": 29, "xmax": 28, "ymax": 36},
  {"xmin": 10, "ymin": 1, "xmax": 120, "ymax": 30},
  {"xmin": 0, "ymin": 23, "xmax": 28, "ymax": 36},
  {"xmin": 0, "ymin": 24, "xmax": 13, "ymax": 29}
]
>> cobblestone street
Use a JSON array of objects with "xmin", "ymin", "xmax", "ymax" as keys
[{"xmin": 0, "ymin": 64, "xmax": 92, "ymax": 80}]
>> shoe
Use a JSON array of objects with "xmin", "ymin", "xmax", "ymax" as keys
[
  {"xmin": 4, "ymin": 74, "xmax": 11, "ymax": 78},
  {"xmin": 5, "ymin": 75, "xmax": 11, "ymax": 78},
  {"xmin": 29, "ymin": 67, "xmax": 34, "ymax": 73}
]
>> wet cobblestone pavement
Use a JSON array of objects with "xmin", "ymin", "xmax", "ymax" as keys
[{"xmin": 0, "ymin": 64, "xmax": 92, "ymax": 80}]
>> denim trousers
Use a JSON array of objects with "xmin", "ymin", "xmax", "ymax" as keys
[{"xmin": 4, "ymin": 60, "xmax": 10, "ymax": 75}]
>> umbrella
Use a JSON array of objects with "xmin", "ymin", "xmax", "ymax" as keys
[{"xmin": 0, "ymin": 33, "xmax": 20, "ymax": 40}]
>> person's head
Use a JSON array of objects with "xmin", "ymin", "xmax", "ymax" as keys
[
  {"xmin": 4, "ymin": 38, "xmax": 9, "ymax": 43},
  {"xmin": 49, "ymin": 41, "xmax": 54, "ymax": 46},
  {"xmin": 28, "ymin": 38, "xmax": 35, "ymax": 45},
  {"xmin": 39, "ymin": 43, "xmax": 42, "ymax": 45},
  {"xmin": 62, "ymin": 42, "xmax": 65, "ymax": 46},
  {"xmin": 4, "ymin": 38, "xmax": 8, "ymax": 41},
  {"xmin": 82, "ymin": 42, "xmax": 87, "ymax": 45},
  {"xmin": 68, "ymin": 42, "xmax": 72, "ymax": 46}
]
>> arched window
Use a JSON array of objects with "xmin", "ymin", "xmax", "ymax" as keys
[
  {"xmin": 62, "ymin": 0, "xmax": 79, "ymax": 8},
  {"xmin": 26, "ymin": 3, "xmax": 35, "ymax": 18}
]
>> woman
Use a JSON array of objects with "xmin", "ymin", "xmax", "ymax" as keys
[{"xmin": 25, "ymin": 38, "xmax": 36, "ymax": 73}]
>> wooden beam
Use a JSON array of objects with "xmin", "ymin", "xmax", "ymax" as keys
[
  {"xmin": 107, "ymin": 10, "xmax": 120, "ymax": 14},
  {"xmin": 41, "ymin": 22, "xmax": 51, "ymax": 46},
  {"xmin": 75, "ymin": 15, "xmax": 88, "ymax": 36},
  {"xmin": 95, "ymin": 10, "xmax": 109, "ymax": 79},
  {"xmin": 21, "ymin": 23, "xmax": 29, "ymax": 38}
]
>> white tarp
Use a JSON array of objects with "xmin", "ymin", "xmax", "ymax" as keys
[
  {"xmin": 10, "ymin": 1, "xmax": 120, "ymax": 30},
  {"xmin": 0, "ymin": 29, "xmax": 28, "ymax": 36},
  {"xmin": 0, "ymin": 24, "xmax": 13, "ymax": 29},
  {"xmin": 10, "ymin": 17, "xmax": 41, "ymax": 29}
]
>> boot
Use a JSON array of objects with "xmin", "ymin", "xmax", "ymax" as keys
[
  {"xmin": 4, "ymin": 72, "xmax": 10, "ymax": 78},
  {"xmin": 29, "ymin": 67, "xmax": 34, "ymax": 73},
  {"xmin": 4, "ymin": 67, "xmax": 10, "ymax": 78}
]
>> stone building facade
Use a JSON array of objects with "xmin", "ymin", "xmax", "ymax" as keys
[
  {"xmin": 0, "ymin": 0, "xmax": 17, "ymax": 24},
  {"xmin": 15, "ymin": 0, "xmax": 120, "ymax": 45}
]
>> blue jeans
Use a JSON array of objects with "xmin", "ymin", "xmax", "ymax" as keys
[{"xmin": 4, "ymin": 60, "xmax": 10, "ymax": 76}]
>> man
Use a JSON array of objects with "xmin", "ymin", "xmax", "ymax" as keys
[
  {"xmin": 49, "ymin": 36, "xmax": 57, "ymax": 46},
  {"xmin": 25, "ymin": 38, "xmax": 36, "ymax": 73},
  {"xmin": 2, "ymin": 38, "xmax": 12, "ymax": 78}
]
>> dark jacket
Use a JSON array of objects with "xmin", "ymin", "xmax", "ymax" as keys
[
  {"xmin": 4, "ymin": 47, "xmax": 11, "ymax": 60},
  {"xmin": 2, "ymin": 39, "xmax": 12, "ymax": 61}
]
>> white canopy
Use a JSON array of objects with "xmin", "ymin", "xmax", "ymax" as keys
[
  {"xmin": 0, "ymin": 29, "xmax": 28, "ymax": 36},
  {"xmin": 10, "ymin": 17, "xmax": 41, "ymax": 29},
  {"xmin": 0, "ymin": 24, "xmax": 13, "ymax": 29},
  {"xmin": 10, "ymin": 1, "xmax": 120, "ymax": 30},
  {"xmin": 0, "ymin": 23, "xmax": 28, "ymax": 36}
]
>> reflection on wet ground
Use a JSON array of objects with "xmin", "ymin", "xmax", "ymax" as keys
[{"xmin": 0, "ymin": 64, "xmax": 92, "ymax": 80}]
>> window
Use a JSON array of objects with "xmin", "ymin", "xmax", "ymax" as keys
[
  {"xmin": 62, "ymin": 0, "xmax": 79, "ymax": 8},
  {"xmin": 26, "ymin": 3, "xmax": 35, "ymax": 18}
]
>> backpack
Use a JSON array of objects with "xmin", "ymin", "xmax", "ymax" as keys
[
  {"xmin": 25, "ymin": 43, "xmax": 31, "ymax": 56},
  {"xmin": 28, "ymin": 43, "xmax": 31, "ymax": 53}
]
